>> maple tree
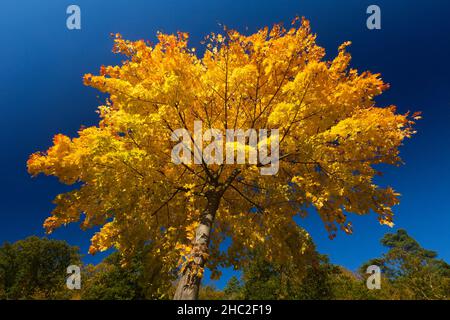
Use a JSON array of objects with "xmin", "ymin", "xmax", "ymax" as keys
[{"xmin": 28, "ymin": 18, "xmax": 417, "ymax": 299}]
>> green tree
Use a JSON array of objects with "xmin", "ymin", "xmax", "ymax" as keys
[
  {"xmin": 0, "ymin": 236, "xmax": 81, "ymax": 299},
  {"xmin": 223, "ymin": 276, "xmax": 243, "ymax": 299},
  {"xmin": 295, "ymin": 254, "xmax": 336, "ymax": 299},
  {"xmin": 327, "ymin": 266, "xmax": 384, "ymax": 300},
  {"xmin": 82, "ymin": 248, "xmax": 175, "ymax": 300},
  {"xmin": 241, "ymin": 252, "xmax": 291, "ymax": 299},
  {"xmin": 82, "ymin": 253, "xmax": 144, "ymax": 300},
  {"xmin": 361, "ymin": 229, "xmax": 450, "ymax": 300},
  {"xmin": 239, "ymin": 228, "xmax": 324, "ymax": 300},
  {"xmin": 238, "ymin": 249, "xmax": 374, "ymax": 300},
  {"xmin": 198, "ymin": 284, "xmax": 225, "ymax": 300}
]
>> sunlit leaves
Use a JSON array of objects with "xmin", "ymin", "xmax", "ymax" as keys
[{"xmin": 28, "ymin": 18, "xmax": 415, "ymax": 278}]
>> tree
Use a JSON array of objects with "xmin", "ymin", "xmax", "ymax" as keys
[
  {"xmin": 223, "ymin": 276, "xmax": 242, "ymax": 300},
  {"xmin": 295, "ymin": 255, "xmax": 336, "ymax": 300},
  {"xmin": 226, "ymin": 237, "xmax": 372, "ymax": 300},
  {"xmin": 238, "ymin": 226, "xmax": 316, "ymax": 300},
  {"xmin": 198, "ymin": 284, "xmax": 225, "ymax": 300},
  {"xmin": 0, "ymin": 236, "xmax": 81, "ymax": 299},
  {"xmin": 326, "ymin": 266, "xmax": 382, "ymax": 300},
  {"xmin": 28, "ymin": 17, "xmax": 416, "ymax": 299},
  {"xmin": 82, "ymin": 248, "xmax": 175, "ymax": 300},
  {"xmin": 236, "ymin": 230, "xmax": 358, "ymax": 300},
  {"xmin": 361, "ymin": 229, "xmax": 450, "ymax": 299}
]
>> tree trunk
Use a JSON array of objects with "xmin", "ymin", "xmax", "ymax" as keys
[{"xmin": 173, "ymin": 191, "xmax": 221, "ymax": 300}]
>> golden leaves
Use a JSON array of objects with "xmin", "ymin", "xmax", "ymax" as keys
[
  {"xmin": 28, "ymin": 18, "xmax": 416, "ymax": 280},
  {"xmin": 89, "ymin": 221, "xmax": 119, "ymax": 254}
]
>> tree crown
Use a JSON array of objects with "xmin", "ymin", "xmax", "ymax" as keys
[{"xmin": 28, "ymin": 18, "xmax": 416, "ymax": 277}]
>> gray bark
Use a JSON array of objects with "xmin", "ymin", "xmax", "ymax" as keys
[{"xmin": 173, "ymin": 191, "xmax": 221, "ymax": 300}]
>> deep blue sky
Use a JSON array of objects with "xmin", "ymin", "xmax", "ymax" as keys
[{"xmin": 1, "ymin": 0, "xmax": 449, "ymax": 288}]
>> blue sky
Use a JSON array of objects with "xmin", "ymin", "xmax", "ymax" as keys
[{"xmin": 1, "ymin": 0, "xmax": 449, "ymax": 288}]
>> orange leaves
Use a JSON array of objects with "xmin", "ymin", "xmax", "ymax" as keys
[
  {"xmin": 27, "ymin": 134, "xmax": 79, "ymax": 184},
  {"xmin": 28, "ymin": 18, "xmax": 417, "ymax": 278},
  {"xmin": 43, "ymin": 216, "xmax": 61, "ymax": 234},
  {"xmin": 412, "ymin": 111, "xmax": 422, "ymax": 120},
  {"xmin": 89, "ymin": 221, "xmax": 119, "ymax": 255}
]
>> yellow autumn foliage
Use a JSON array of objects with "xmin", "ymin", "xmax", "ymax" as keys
[{"xmin": 28, "ymin": 18, "xmax": 415, "ymax": 280}]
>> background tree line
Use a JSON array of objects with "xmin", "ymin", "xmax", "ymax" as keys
[{"xmin": 0, "ymin": 230, "xmax": 448, "ymax": 300}]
